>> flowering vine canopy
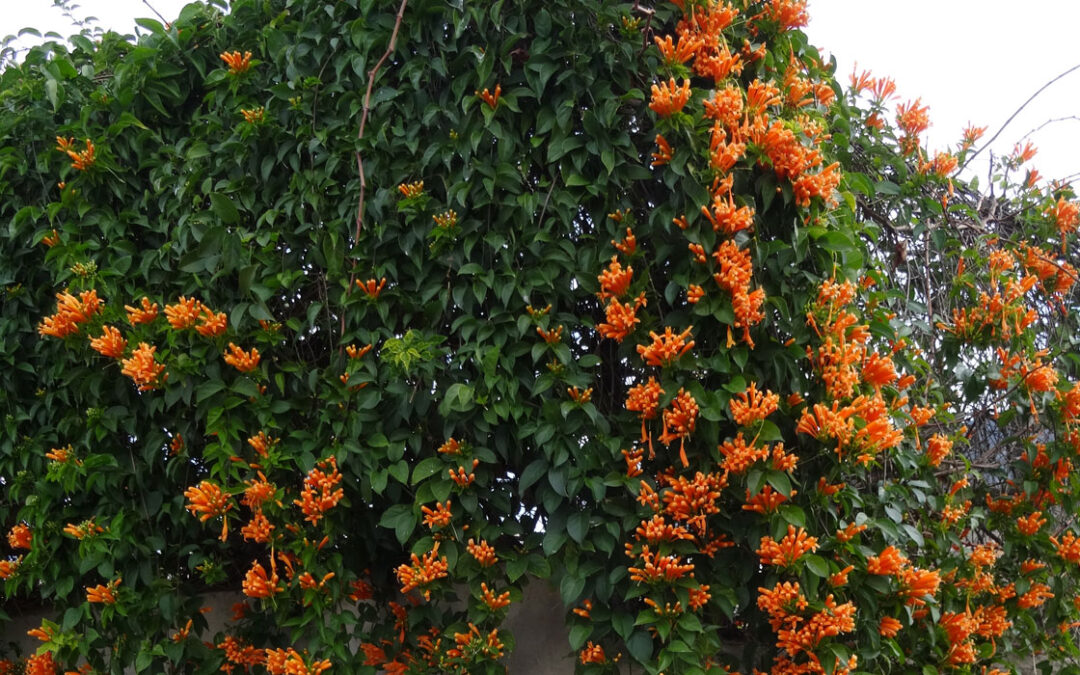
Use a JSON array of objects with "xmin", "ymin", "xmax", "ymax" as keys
[{"xmin": 2, "ymin": 0, "xmax": 1080, "ymax": 674}]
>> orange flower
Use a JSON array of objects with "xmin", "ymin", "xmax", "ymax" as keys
[
  {"xmin": 730, "ymin": 382, "xmax": 779, "ymax": 426},
  {"xmin": 224, "ymin": 343, "xmax": 261, "ymax": 372},
  {"xmin": 243, "ymin": 473, "xmax": 276, "ymax": 510},
  {"xmin": 240, "ymin": 107, "xmax": 265, "ymax": 124},
  {"xmin": 449, "ymin": 459, "xmax": 479, "ymax": 487},
  {"xmin": 385, "ymin": 186, "xmax": 421, "ymax": 211},
  {"xmin": 654, "ymin": 33, "xmax": 702, "ymax": 65},
  {"xmin": 396, "ymin": 542, "xmax": 449, "ymax": 599},
  {"xmin": 879, "ymin": 616, "xmax": 902, "ymax": 638},
  {"xmin": 56, "ymin": 137, "xmax": 96, "ymax": 171},
  {"xmin": 475, "ymin": 83, "xmax": 501, "ymax": 109},
  {"xmin": 240, "ymin": 511, "xmax": 274, "ymax": 544},
  {"xmin": 757, "ymin": 581, "xmax": 807, "ymax": 628},
  {"xmin": 357, "ymin": 277, "xmax": 387, "ymax": 298},
  {"xmin": 925, "ymin": 433, "xmax": 952, "ymax": 467},
  {"xmin": 757, "ymin": 525, "xmax": 818, "ymax": 568},
  {"xmin": 437, "ymin": 438, "xmax": 461, "ymax": 455},
  {"xmin": 649, "ymin": 78, "xmax": 692, "ymax": 117},
  {"xmin": 196, "ymin": 306, "xmax": 228, "ymax": 337},
  {"xmin": 637, "ymin": 326, "xmax": 694, "ymax": 366},
  {"xmin": 718, "ymin": 433, "xmax": 769, "ymax": 475},
  {"xmin": 42, "ymin": 229, "xmax": 60, "ymax": 247},
  {"xmin": 89, "ymin": 325, "xmax": 127, "ymax": 359},
  {"xmin": 242, "ymin": 560, "xmax": 283, "ymax": 598},
  {"xmin": 421, "ymin": 500, "xmax": 453, "ymax": 529},
  {"xmin": 567, "ymin": 386, "xmax": 592, "ymax": 403},
  {"xmin": 38, "ymin": 290, "xmax": 103, "ymax": 338},
  {"xmin": 597, "ymin": 256, "xmax": 634, "ymax": 300},
  {"xmin": 86, "ymin": 577, "xmax": 121, "ymax": 604},
  {"xmin": 63, "ymin": 519, "xmax": 104, "ymax": 539},
  {"xmin": 536, "ymin": 325, "xmax": 564, "ymax": 344},
  {"xmin": 480, "ymin": 582, "xmax": 511, "ymax": 610},
  {"xmin": 867, "ymin": 545, "xmax": 908, "ymax": 576},
  {"xmin": 184, "ymin": 480, "xmax": 233, "ymax": 541},
  {"xmin": 579, "ymin": 642, "xmax": 608, "ymax": 665},
  {"xmin": 896, "ymin": 98, "xmax": 930, "ymax": 155},
  {"xmin": 899, "ymin": 567, "xmax": 941, "ymax": 605},
  {"xmin": 0, "ymin": 557, "xmax": 21, "ymax": 580},
  {"xmin": 686, "ymin": 284, "xmax": 704, "ymax": 304},
  {"xmin": 1017, "ymin": 511, "xmax": 1047, "ymax": 536},
  {"xmin": 165, "ymin": 296, "xmax": 202, "ymax": 330},
  {"xmin": 612, "ymin": 226, "xmax": 636, "ymax": 255},
  {"xmin": 7, "ymin": 524, "xmax": 31, "ymax": 550},
  {"xmin": 121, "ymin": 342, "xmax": 167, "ymax": 391},
  {"xmin": 597, "ymin": 293, "xmax": 646, "ymax": 342},
  {"xmin": 466, "ymin": 538, "xmax": 497, "ymax": 567},
  {"xmin": 125, "ymin": 296, "xmax": 159, "ymax": 325},
  {"xmin": 743, "ymin": 485, "xmax": 792, "ymax": 514},
  {"xmin": 651, "ymin": 134, "xmax": 673, "ymax": 167},
  {"xmin": 628, "ymin": 545, "xmax": 695, "ymax": 583},
  {"xmin": 220, "ymin": 50, "xmax": 253, "ymax": 75},
  {"xmin": 659, "ymin": 388, "xmax": 699, "ymax": 467},
  {"xmin": 293, "ymin": 457, "xmax": 344, "ymax": 525},
  {"xmin": 1017, "ymin": 582, "xmax": 1054, "ymax": 609}
]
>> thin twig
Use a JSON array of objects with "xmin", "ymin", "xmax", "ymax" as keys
[
  {"xmin": 961, "ymin": 62, "xmax": 1080, "ymax": 171},
  {"xmin": 141, "ymin": 0, "xmax": 168, "ymax": 25},
  {"xmin": 341, "ymin": 0, "xmax": 408, "ymax": 340}
]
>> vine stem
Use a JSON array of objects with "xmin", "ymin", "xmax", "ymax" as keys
[{"xmin": 342, "ymin": 0, "xmax": 408, "ymax": 339}]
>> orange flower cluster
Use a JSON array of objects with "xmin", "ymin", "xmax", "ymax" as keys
[
  {"xmin": 184, "ymin": 481, "xmax": 233, "ymax": 541},
  {"xmin": 63, "ymin": 519, "xmax": 104, "ymax": 539},
  {"xmin": 264, "ymin": 649, "xmax": 331, "ymax": 675},
  {"xmin": 398, "ymin": 181, "xmax": 424, "ymax": 199},
  {"xmin": 895, "ymin": 98, "xmax": 930, "ymax": 156},
  {"xmin": 55, "ymin": 136, "xmax": 96, "ymax": 171},
  {"xmin": 597, "ymin": 293, "xmax": 646, "ymax": 342},
  {"xmin": 651, "ymin": 134, "xmax": 673, "ymax": 167},
  {"xmin": 121, "ymin": 342, "xmax": 167, "ymax": 391},
  {"xmin": 938, "ymin": 256, "xmax": 1039, "ymax": 342},
  {"xmin": 357, "ymin": 277, "xmax": 387, "ymax": 299},
  {"xmin": 449, "ymin": 458, "xmax": 478, "ymax": 487},
  {"xmin": 89, "ymin": 325, "xmax": 127, "ymax": 358},
  {"xmin": 466, "ymin": 538, "xmax": 497, "ymax": 567},
  {"xmin": 757, "ymin": 525, "xmax": 818, "ymax": 568},
  {"xmin": 38, "ymin": 289, "xmax": 103, "ymax": 338},
  {"xmin": 480, "ymin": 582, "xmax": 510, "ymax": 610},
  {"xmin": 86, "ymin": 577, "xmax": 121, "ymax": 604},
  {"xmin": 579, "ymin": 642, "xmax": 609, "ymax": 665},
  {"xmin": 536, "ymin": 324, "xmax": 563, "ymax": 344},
  {"xmin": 1022, "ymin": 244, "xmax": 1077, "ymax": 297},
  {"xmin": 730, "ymin": 382, "xmax": 779, "ymax": 426},
  {"xmin": 7, "ymin": 524, "xmax": 31, "ymax": 550},
  {"xmin": 475, "ymin": 84, "xmax": 501, "ymax": 109},
  {"xmin": 421, "ymin": 501, "xmax": 452, "ymax": 529},
  {"xmin": 224, "ymin": 343, "xmax": 260, "ymax": 372},
  {"xmin": 243, "ymin": 560, "xmax": 282, "ymax": 598},
  {"xmin": 294, "ymin": 456, "xmax": 344, "ymax": 525},
  {"xmin": 649, "ymin": 78, "xmax": 692, "ymax": 117},
  {"xmin": 220, "ymin": 50, "xmax": 253, "ymax": 75},
  {"xmin": 125, "ymin": 296, "xmax": 159, "ymax": 324},
  {"xmin": 0, "ymin": 558, "xmax": 20, "ymax": 580},
  {"xmin": 627, "ymin": 545, "xmax": 695, "ymax": 583},
  {"xmin": 637, "ymin": 326, "xmax": 695, "ymax": 367},
  {"xmin": 396, "ymin": 543, "xmax": 449, "ymax": 600},
  {"xmin": 445, "ymin": 623, "xmax": 505, "ymax": 664},
  {"xmin": 1048, "ymin": 195, "xmax": 1079, "ymax": 246},
  {"xmin": 241, "ymin": 107, "xmax": 265, "ymax": 124}
]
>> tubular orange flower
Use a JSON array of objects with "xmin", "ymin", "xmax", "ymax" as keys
[
  {"xmin": 1017, "ymin": 511, "xmax": 1047, "ymax": 536},
  {"xmin": 89, "ymin": 325, "xmax": 127, "ymax": 359},
  {"xmin": 242, "ymin": 560, "xmax": 283, "ymax": 598},
  {"xmin": 651, "ymin": 134, "xmax": 673, "ymax": 167},
  {"xmin": 743, "ymin": 485, "xmax": 793, "ymax": 514},
  {"xmin": 687, "ymin": 284, "xmax": 704, "ymax": 304},
  {"xmin": 396, "ymin": 542, "xmax": 449, "ymax": 599},
  {"xmin": 628, "ymin": 545, "xmax": 695, "ymax": 583},
  {"xmin": 121, "ymin": 342, "xmax": 167, "ymax": 391},
  {"xmin": 475, "ymin": 84, "xmax": 501, "ymax": 109},
  {"xmin": 63, "ymin": 519, "xmax": 104, "ymax": 539},
  {"xmin": 597, "ymin": 293, "xmax": 646, "ymax": 342},
  {"xmin": 467, "ymin": 538, "xmax": 497, "ymax": 567},
  {"xmin": 637, "ymin": 326, "xmax": 694, "ymax": 366},
  {"xmin": 730, "ymin": 382, "xmax": 779, "ymax": 426},
  {"xmin": 356, "ymin": 277, "xmax": 387, "ymax": 298},
  {"xmin": 240, "ymin": 511, "xmax": 274, "ymax": 544},
  {"xmin": 896, "ymin": 98, "xmax": 930, "ymax": 155},
  {"xmin": 659, "ymin": 388, "xmax": 699, "ymax": 467},
  {"xmin": 7, "ymin": 524, "xmax": 31, "ymax": 550},
  {"xmin": 925, "ymin": 433, "xmax": 952, "ymax": 467},
  {"xmin": 421, "ymin": 500, "xmax": 453, "ymax": 529},
  {"xmin": 597, "ymin": 256, "xmax": 633, "ymax": 300},
  {"xmin": 224, "ymin": 343, "xmax": 260, "ymax": 372},
  {"xmin": 0, "ymin": 557, "xmax": 21, "ymax": 580},
  {"xmin": 56, "ymin": 137, "xmax": 96, "ymax": 171},
  {"xmin": 480, "ymin": 582, "xmax": 511, "ymax": 610},
  {"xmin": 42, "ymin": 229, "xmax": 60, "ymax": 247},
  {"xmin": 536, "ymin": 325, "xmax": 564, "ymax": 344},
  {"xmin": 649, "ymin": 78, "xmax": 692, "ymax": 117},
  {"xmin": 398, "ymin": 181, "xmax": 424, "ymax": 198},
  {"xmin": 449, "ymin": 459, "xmax": 478, "ymax": 487},
  {"xmin": 899, "ymin": 567, "xmax": 940, "ymax": 605},
  {"xmin": 125, "ymin": 296, "xmax": 159, "ymax": 325},
  {"xmin": 86, "ymin": 578, "xmax": 121, "ymax": 604},
  {"xmin": 579, "ymin": 642, "xmax": 608, "ymax": 665},
  {"xmin": 756, "ymin": 525, "xmax": 818, "ymax": 568},
  {"xmin": 867, "ymin": 545, "xmax": 908, "ymax": 576},
  {"xmin": 196, "ymin": 306, "xmax": 228, "ymax": 337},
  {"xmin": 165, "ymin": 296, "xmax": 202, "ymax": 329},
  {"xmin": 879, "ymin": 616, "xmax": 902, "ymax": 638},
  {"xmin": 293, "ymin": 457, "xmax": 345, "ymax": 525},
  {"xmin": 243, "ymin": 473, "xmax": 276, "ymax": 510},
  {"xmin": 612, "ymin": 226, "xmax": 636, "ymax": 255},
  {"xmin": 38, "ymin": 290, "xmax": 103, "ymax": 338},
  {"xmin": 220, "ymin": 50, "xmax": 253, "ymax": 75},
  {"xmin": 184, "ymin": 480, "xmax": 233, "ymax": 541}
]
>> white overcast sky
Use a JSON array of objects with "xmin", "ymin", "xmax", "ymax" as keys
[{"xmin": 2, "ymin": 0, "xmax": 1078, "ymax": 185}]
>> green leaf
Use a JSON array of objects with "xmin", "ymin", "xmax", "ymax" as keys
[{"xmin": 209, "ymin": 193, "xmax": 241, "ymax": 224}]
